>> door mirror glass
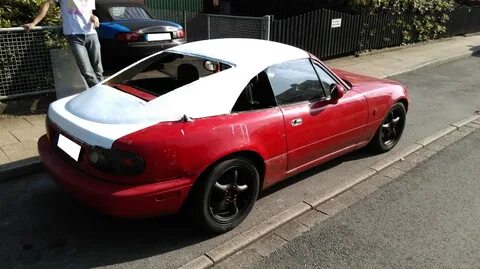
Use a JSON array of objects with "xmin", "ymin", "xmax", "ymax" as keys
[{"xmin": 330, "ymin": 83, "xmax": 345, "ymax": 100}]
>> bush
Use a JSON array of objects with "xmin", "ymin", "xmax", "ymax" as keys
[
  {"xmin": 0, "ymin": 0, "xmax": 65, "ymax": 48},
  {"xmin": 0, "ymin": 0, "xmax": 61, "ymax": 28},
  {"xmin": 349, "ymin": 0, "xmax": 455, "ymax": 43}
]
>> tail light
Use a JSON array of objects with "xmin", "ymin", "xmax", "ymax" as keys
[
  {"xmin": 116, "ymin": 32, "xmax": 142, "ymax": 42},
  {"xmin": 88, "ymin": 146, "xmax": 145, "ymax": 176},
  {"xmin": 175, "ymin": 29, "xmax": 185, "ymax": 39}
]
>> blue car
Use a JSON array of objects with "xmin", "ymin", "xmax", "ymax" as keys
[{"xmin": 95, "ymin": 0, "xmax": 186, "ymax": 63}]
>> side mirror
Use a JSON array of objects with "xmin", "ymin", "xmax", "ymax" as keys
[{"xmin": 330, "ymin": 83, "xmax": 345, "ymax": 100}]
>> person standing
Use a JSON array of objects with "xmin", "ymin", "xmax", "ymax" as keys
[{"xmin": 24, "ymin": 0, "xmax": 104, "ymax": 88}]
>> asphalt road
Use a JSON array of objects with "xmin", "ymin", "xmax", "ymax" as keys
[
  {"xmin": 254, "ymin": 129, "xmax": 480, "ymax": 269},
  {"xmin": 1, "ymin": 56, "xmax": 480, "ymax": 269}
]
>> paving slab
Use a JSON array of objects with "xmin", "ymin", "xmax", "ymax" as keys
[
  {"xmin": 274, "ymin": 220, "xmax": 310, "ymax": 242},
  {"xmin": 9, "ymin": 127, "xmax": 45, "ymax": 143},
  {"xmin": 214, "ymin": 248, "xmax": 262, "ymax": 269},
  {"xmin": 392, "ymin": 160, "xmax": 418, "ymax": 172},
  {"xmin": 0, "ymin": 131, "xmax": 19, "ymax": 147},
  {"xmin": 458, "ymin": 126, "xmax": 477, "ymax": 133},
  {"xmin": 380, "ymin": 166, "xmax": 406, "ymax": 179},
  {"xmin": 403, "ymin": 148, "xmax": 436, "ymax": 164},
  {"xmin": 0, "ymin": 116, "xmax": 33, "ymax": 130},
  {"xmin": 367, "ymin": 174, "xmax": 394, "ymax": 189},
  {"xmin": 315, "ymin": 199, "xmax": 347, "ymax": 216},
  {"xmin": 249, "ymin": 234, "xmax": 287, "ymax": 258},
  {"xmin": 351, "ymin": 179, "xmax": 379, "ymax": 197},
  {"xmin": 179, "ymin": 256, "xmax": 213, "ymax": 269},
  {"xmin": 1, "ymin": 140, "xmax": 38, "ymax": 162},
  {"xmin": 23, "ymin": 114, "xmax": 46, "ymax": 127},
  {"xmin": 0, "ymin": 150, "xmax": 9, "ymax": 165},
  {"xmin": 296, "ymin": 210, "xmax": 329, "ymax": 228}
]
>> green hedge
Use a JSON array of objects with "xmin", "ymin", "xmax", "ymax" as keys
[
  {"xmin": 0, "ymin": 0, "xmax": 66, "ymax": 48},
  {"xmin": 0, "ymin": 0, "xmax": 61, "ymax": 28},
  {"xmin": 349, "ymin": 0, "xmax": 455, "ymax": 42}
]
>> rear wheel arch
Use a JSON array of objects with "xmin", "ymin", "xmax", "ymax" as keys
[
  {"xmin": 181, "ymin": 150, "xmax": 266, "ymax": 212},
  {"xmin": 195, "ymin": 150, "xmax": 266, "ymax": 189},
  {"xmin": 396, "ymin": 98, "xmax": 409, "ymax": 112},
  {"xmin": 183, "ymin": 151, "xmax": 264, "ymax": 232}
]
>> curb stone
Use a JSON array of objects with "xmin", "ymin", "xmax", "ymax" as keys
[
  {"xmin": 0, "ymin": 156, "xmax": 42, "ymax": 182},
  {"xmin": 182, "ymin": 113, "xmax": 480, "ymax": 269}
]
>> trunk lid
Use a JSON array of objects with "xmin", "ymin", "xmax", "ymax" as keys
[{"xmin": 115, "ymin": 19, "xmax": 181, "ymax": 34}]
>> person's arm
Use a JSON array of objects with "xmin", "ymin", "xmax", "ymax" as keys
[{"xmin": 23, "ymin": 0, "xmax": 55, "ymax": 31}]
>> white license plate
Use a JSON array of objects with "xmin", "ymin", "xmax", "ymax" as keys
[
  {"xmin": 145, "ymin": 33, "xmax": 171, "ymax": 41},
  {"xmin": 57, "ymin": 134, "xmax": 81, "ymax": 161}
]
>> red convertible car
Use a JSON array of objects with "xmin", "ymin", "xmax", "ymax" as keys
[{"xmin": 38, "ymin": 39, "xmax": 409, "ymax": 233}]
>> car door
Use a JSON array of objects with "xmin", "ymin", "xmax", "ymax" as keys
[{"xmin": 267, "ymin": 59, "xmax": 368, "ymax": 172}]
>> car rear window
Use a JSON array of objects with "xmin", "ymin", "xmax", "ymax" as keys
[
  {"xmin": 109, "ymin": 6, "xmax": 151, "ymax": 20},
  {"xmin": 105, "ymin": 52, "xmax": 231, "ymax": 99}
]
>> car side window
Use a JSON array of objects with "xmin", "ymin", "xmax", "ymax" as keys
[
  {"xmin": 266, "ymin": 59, "xmax": 326, "ymax": 105},
  {"xmin": 312, "ymin": 63, "xmax": 337, "ymax": 95},
  {"xmin": 232, "ymin": 71, "xmax": 277, "ymax": 112}
]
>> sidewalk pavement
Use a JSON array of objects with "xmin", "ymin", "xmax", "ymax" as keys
[{"xmin": 1, "ymin": 34, "xmax": 479, "ymax": 179}]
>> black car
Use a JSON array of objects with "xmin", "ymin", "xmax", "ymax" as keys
[{"xmin": 95, "ymin": 0, "xmax": 186, "ymax": 63}]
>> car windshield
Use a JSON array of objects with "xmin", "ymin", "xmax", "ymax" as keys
[
  {"xmin": 108, "ymin": 6, "xmax": 151, "ymax": 20},
  {"xmin": 105, "ymin": 52, "xmax": 232, "ymax": 99}
]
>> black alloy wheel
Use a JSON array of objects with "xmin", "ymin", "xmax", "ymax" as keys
[
  {"xmin": 369, "ymin": 102, "xmax": 406, "ymax": 153},
  {"xmin": 189, "ymin": 157, "xmax": 260, "ymax": 233}
]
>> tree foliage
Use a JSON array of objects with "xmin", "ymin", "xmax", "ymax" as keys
[
  {"xmin": 349, "ymin": 0, "xmax": 455, "ymax": 42},
  {"xmin": 0, "ymin": 0, "xmax": 61, "ymax": 28}
]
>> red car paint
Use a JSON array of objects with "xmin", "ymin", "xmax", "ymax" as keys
[
  {"xmin": 38, "ymin": 135, "xmax": 192, "ymax": 217},
  {"xmin": 38, "ymin": 59, "xmax": 409, "ymax": 218}
]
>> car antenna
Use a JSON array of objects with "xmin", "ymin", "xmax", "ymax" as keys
[{"xmin": 181, "ymin": 114, "xmax": 194, "ymax": 122}]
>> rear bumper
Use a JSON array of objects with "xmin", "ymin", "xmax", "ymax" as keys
[{"xmin": 37, "ymin": 135, "xmax": 193, "ymax": 218}]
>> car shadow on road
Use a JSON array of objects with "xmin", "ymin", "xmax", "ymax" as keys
[
  {"xmin": 0, "ymin": 174, "xmax": 213, "ymax": 268},
  {"xmin": 1, "ymin": 148, "xmax": 377, "ymax": 268},
  {"xmin": 470, "ymin": 46, "xmax": 480, "ymax": 57}
]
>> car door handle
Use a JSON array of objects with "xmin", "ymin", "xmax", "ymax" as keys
[{"xmin": 291, "ymin": 118, "xmax": 303, "ymax": 127}]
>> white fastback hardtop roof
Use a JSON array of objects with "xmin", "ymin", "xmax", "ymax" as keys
[{"xmin": 49, "ymin": 39, "xmax": 310, "ymax": 148}]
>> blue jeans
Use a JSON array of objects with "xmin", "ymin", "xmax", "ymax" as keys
[{"xmin": 66, "ymin": 34, "xmax": 104, "ymax": 87}]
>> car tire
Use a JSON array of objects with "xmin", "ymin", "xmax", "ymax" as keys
[
  {"xmin": 188, "ymin": 157, "xmax": 260, "ymax": 233},
  {"xmin": 368, "ymin": 102, "xmax": 406, "ymax": 153}
]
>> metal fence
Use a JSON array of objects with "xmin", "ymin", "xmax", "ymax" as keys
[
  {"xmin": 0, "ymin": 26, "xmax": 61, "ymax": 99},
  {"xmin": 446, "ymin": 6, "xmax": 480, "ymax": 36},
  {"xmin": 148, "ymin": 9, "xmax": 271, "ymax": 41},
  {"xmin": 271, "ymin": 9, "xmax": 407, "ymax": 59},
  {"xmin": 272, "ymin": 9, "xmax": 360, "ymax": 59},
  {"xmin": 272, "ymin": 6, "xmax": 480, "ymax": 59},
  {"xmin": 145, "ymin": 0, "xmax": 203, "ymax": 13}
]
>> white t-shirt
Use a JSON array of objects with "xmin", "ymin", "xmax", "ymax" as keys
[{"xmin": 55, "ymin": 0, "xmax": 96, "ymax": 35}]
